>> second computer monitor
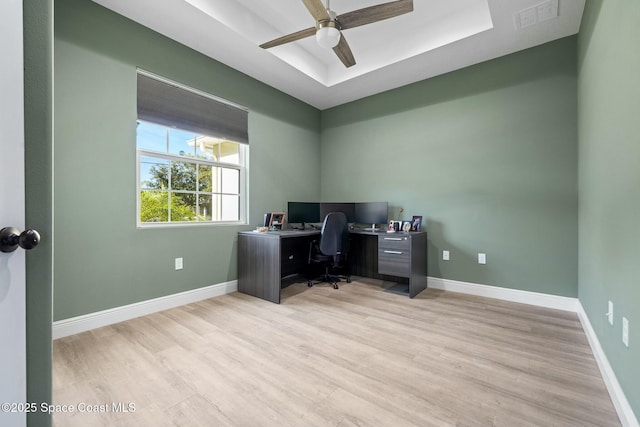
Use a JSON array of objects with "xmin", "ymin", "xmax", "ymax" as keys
[{"xmin": 355, "ymin": 202, "xmax": 388, "ymax": 230}]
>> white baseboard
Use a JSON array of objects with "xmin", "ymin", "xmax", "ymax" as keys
[
  {"xmin": 52, "ymin": 275, "xmax": 637, "ymax": 426},
  {"xmin": 576, "ymin": 302, "xmax": 639, "ymax": 427},
  {"xmin": 52, "ymin": 280, "xmax": 238, "ymax": 340},
  {"xmin": 427, "ymin": 276, "xmax": 578, "ymax": 312},
  {"xmin": 425, "ymin": 276, "xmax": 637, "ymax": 426}
]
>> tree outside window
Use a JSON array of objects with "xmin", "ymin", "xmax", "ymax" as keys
[{"xmin": 137, "ymin": 121, "xmax": 245, "ymax": 225}]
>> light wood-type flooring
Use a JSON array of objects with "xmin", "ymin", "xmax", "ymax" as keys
[{"xmin": 53, "ymin": 278, "xmax": 620, "ymax": 426}]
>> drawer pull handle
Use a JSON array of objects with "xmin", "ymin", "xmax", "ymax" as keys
[
  {"xmin": 383, "ymin": 237, "xmax": 403, "ymax": 241},
  {"xmin": 383, "ymin": 250, "xmax": 403, "ymax": 254}
]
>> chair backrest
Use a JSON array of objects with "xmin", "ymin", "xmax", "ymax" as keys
[{"xmin": 319, "ymin": 212, "xmax": 348, "ymax": 256}]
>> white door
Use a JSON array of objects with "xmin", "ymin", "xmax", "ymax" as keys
[{"xmin": 0, "ymin": 0, "xmax": 27, "ymax": 426}]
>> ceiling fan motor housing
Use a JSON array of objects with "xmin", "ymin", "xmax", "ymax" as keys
[{"xmin": 316, "ymin": 19, "xmax": 341, "ymax": 48}]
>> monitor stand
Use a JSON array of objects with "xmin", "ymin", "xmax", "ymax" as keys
[{"xmin": 363, "ymin": 223, "xmax": 379, "ymax": 231}]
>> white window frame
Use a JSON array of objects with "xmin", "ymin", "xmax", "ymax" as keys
[{"xmin": 136, "ymin": 131, "xmax": 248, "ymax": 228}]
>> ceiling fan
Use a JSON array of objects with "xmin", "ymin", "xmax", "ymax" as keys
[{"xmin": 259, "ymin": 0, "xmax": 414, "ymax": 68}]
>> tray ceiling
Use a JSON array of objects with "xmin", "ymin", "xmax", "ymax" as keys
[{"xmin": 92, "ymin": 0, "xmax": 585, "ymax": 109}]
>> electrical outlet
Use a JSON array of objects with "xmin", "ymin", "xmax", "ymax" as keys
[
  {"xmin": 443, "ymin": 250, "xmax": 450, "ymax": 261},
  {"xmin": 478, "ymin": 253, "xmax": 486, "ymax": 265},
  {"xmin": 607, "ymin": 301, "xmax": 614, "ymax": 326},
  {"xmin": 622, "ymin": 317, "xmax": 629, "ymax": 348},
  {"xmin": 175, "ymin": 257, "xmax": 183, "ymax": 270}
]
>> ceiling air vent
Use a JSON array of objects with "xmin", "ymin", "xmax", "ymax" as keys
[{"xmin": 514, "ymin": 0, "xmax": 559, "ymax": 30}]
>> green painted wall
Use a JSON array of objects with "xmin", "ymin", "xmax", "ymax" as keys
[
  {"xmin": 578, "ymin": 0, "xmax": 640, "ymax": 417},
  {"xmin": 25, "ymin": 0, "xmax": 54, "ymax": 425},
  {"xmin": 54, "ymin": 0, "xmax": 320, "ymax": 320},
  {"xmin": 50, "ymin": 0, "xmax": 640, "ymax": 417},
  {"xmin": 320, "ymin": 37, "xmax": 578, "ymax": 297},
  {"xmin": 47, "ymin": 0, "xmax": 640, "ymax": 418}
]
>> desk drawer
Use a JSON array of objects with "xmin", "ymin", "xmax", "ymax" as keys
[
  {"xmin": 379, "ymin": 235, "xmax": 410, "ymax": 251},
  {"xmin": 378, "ymin": 248, "xmax": 410, "ymax": 277},
  {"xmin": 378, "ymin": 235, "xmax": 411, "ymax": 277}
]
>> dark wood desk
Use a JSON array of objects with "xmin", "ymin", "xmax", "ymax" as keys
[{"xmin": 237, "ymin": 229, "xmax": 427, "ymax": 303}]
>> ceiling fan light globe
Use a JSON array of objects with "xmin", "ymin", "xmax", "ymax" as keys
[{"xmin": 316, "ymin": 26, "xmax": 340, "ymax": 49}]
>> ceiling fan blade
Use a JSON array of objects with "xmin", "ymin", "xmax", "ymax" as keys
[
  {"xmin": 260, "ymin": 27, "xmax": 316, "ymax": 49},
  {"xmin": 337, "ymin": 0, "xmax": 413, "ymax": 30},
  {"xmin": 302, "ymin": 0, "xmax": 331, "ymax": 22},
  {"xmin": 333, "ymin": 34, "xmax": 356, "ymax": 68}
]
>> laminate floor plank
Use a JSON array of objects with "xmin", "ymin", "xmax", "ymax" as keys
[{"xmin": 53, "ymin": 278, "xmax": 620, "ymax": 426}]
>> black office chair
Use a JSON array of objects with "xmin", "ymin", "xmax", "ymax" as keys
[{"xmin": 307, "ymin": 211, "xmax": 351, "ymax": 289}]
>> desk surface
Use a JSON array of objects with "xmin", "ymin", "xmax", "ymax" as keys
[
  {"xmin": 238, "ymin": 230, "xmax": 319, "ymax": 238},
  {"xmin": 239, "ymin": 229, "xmax": 417, "ymax": 238}
]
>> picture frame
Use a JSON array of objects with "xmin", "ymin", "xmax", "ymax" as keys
[
  {"xmin": 269, "ymin": 212, "xmax": 286, "ymax": 230},
  {"xmin": 410, "ymin": 215, "xmax": 422, "ymax": 232},
  {"xmin": 387, "ymin": 220, "xmax": 396, "ymax": 232},
  {"xmin": 401, "ymin": 221, "xmax": 412, "ymax": 232}
]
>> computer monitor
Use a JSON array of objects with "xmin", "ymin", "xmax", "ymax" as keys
[
  {"xmin": 319, "ymin": 203, "xmax": 356, "ymax": 223},
  {"xmin": 355, "ymin": 202, "xmax": 388, "ymax": 231},
  {"xmin": 287, "ymin": 202, "xmax": 320, "ymax": 229}
]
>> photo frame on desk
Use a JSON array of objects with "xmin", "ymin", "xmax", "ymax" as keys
[
  {"xmin": 401, "ymin": 221, "xmax": 412, "ymax": 232},
  {"xmin": 410, "ymin": 215, "xmax": 422, "ymax": 232},
  {"xmin": 269, "ymin": 212, "xmax": 286, "ymax": 230},
  {"xmin": 388, "ymin": 220, "xmax": 401, "ymax": 232}
]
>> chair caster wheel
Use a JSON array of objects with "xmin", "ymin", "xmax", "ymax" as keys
[
  {"xmin": 333, "ymin": 284, "xmax": 339, "ymax": 290},
  {"xmin": 346, "ymin": 278, "xmax": 352, "ymax": 283},
  {"xmin": 307, "ymin": 281, "xmax": 313, "ymax": 287}
]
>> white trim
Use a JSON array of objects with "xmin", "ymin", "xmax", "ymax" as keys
[
  {"xmin": 426, "ymin": 276, "xmax": 637, "ymax": 426},
  {"xmin": 427, "ymin": 276, "xmax": 578, "ymax": 312},
  {"xmin": 52, "ymin": 274, "xmax": 638, "ymax": 426},
  {"xmin": 136, "ymin": 143, "xmax": 248, "ymax": 228},
  {"xmin": 576, "ymin": 302, "xmax": 639, "ymax": 427},
  {"xmin": 52, "ymin": 280, "xmax": 238, "ymax": 339}
]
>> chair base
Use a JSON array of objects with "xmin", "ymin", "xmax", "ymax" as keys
[{"xmin": 307, "ymin": 274, "xmax": 352, "ymax": 290}]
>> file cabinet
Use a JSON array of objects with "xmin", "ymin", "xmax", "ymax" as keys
[{"xmin": 378, "ymin": 232, "xmax": 427, "ymax": 298}]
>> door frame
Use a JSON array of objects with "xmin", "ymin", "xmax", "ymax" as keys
[{"xmin": 23, "ymin": 1, "xmax": 55, "ymax": 426}]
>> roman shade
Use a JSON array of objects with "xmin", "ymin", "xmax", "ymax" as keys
[{"xmin": 137, "ymin": 72, "xmax": 248, "ymax": 144}]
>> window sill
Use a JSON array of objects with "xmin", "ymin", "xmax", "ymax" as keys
[{"xmin": 136, "ymin": 221, "xmax": 247, "ymax": 229}]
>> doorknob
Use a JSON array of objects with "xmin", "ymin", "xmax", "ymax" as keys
[{"xmin": 0, "ymin": 227, "xmax": 41, "ymax": 253}]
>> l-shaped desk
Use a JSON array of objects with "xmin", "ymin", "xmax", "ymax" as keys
[{"xmin": 237, "ymin": 229, "xmax": 428, "ymax": 304}]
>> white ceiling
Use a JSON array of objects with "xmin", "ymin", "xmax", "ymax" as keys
[{"xmin": 92, "ymin": 0, "xmax": 585, "ymax": 110}]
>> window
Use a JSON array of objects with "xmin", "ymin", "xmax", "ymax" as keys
[{"xmin": 136, "ymin": 71, "xmax": 248, "ymax": 226}]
